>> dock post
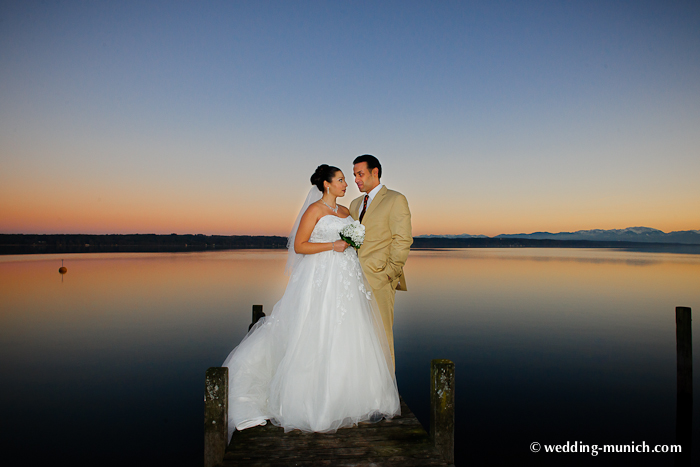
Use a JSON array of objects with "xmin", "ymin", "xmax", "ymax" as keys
[
  {"xmin": 204, "ymin": 367, "xmax": 229, "ymax": 467},
  {"xmin": 430, "ymin": 359, "xmax": 455, "ymax": 465},
  {"xmin": 675, "ymin": 306, "xmax": 692, "ymax": 465},
  {"xmin": 249, "ymin": 304, "xmax": 265, "ymax": 330},
  {"xmin": 676, "ymin": 306, "xmax": 693, "ymax": 397}
]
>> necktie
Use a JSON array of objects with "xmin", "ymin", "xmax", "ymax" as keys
[{"xmin": 359, "ymin": 195, "xmax": 369, "ymax": 223}]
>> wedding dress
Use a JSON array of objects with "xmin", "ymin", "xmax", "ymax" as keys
[{"xmin": 222, "ymin": 214, "xmax": 400, "ymax": 441}]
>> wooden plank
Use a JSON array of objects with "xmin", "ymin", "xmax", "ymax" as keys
[{"xmin": 223, "ymin": 398, "xmax": 449, "ymax": 466}]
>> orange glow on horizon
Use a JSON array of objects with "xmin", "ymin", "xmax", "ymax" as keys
[
  {"xmin": 2, "ymin": 204, "xmax": 698, "ymax": 237},
  {"xmin": 1, "ymin": 182, "xmax": 698, "ymax": 236}
]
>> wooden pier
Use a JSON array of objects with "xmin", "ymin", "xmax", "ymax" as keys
[
  {"xmin": 220, "ymin": 397, "xmax": 449, "ymax": 466},
  {"xmin": 205, "ymin": 306, "xmax": 455, "ymax": 467}
]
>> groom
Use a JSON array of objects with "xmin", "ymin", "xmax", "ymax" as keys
[{"xmin": 350, "ymin": 155, "xmax": 412, "ymax": 365}]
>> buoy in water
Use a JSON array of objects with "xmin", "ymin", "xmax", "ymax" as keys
[{"xmin": 59, "ymin": 259, "xmax": 67, "ymax": 274}]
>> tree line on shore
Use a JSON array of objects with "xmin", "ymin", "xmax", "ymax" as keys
[
  {"xmin": 0, "ymin": 234, "xmax": 287, "ymax": 255},
  {"xmin": 1, "ymin": 233, "xmax": 697, "ymax": 255}
]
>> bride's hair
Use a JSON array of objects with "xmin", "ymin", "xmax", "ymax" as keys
[{"xmin": 310, "ymin": 164, "xmax": 340, "ymax": 192}]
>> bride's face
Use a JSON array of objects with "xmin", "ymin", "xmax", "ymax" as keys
[{"xmin": 325, "ymin": 170, "xmax": 348, "ymax": 198}]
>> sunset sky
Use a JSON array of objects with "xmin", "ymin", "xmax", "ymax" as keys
[{"xmin": 1, "ymin": 0, "xmax": 698, "ymax": 237}]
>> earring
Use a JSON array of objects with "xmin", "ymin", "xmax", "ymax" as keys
[{"xmin": 327, "ymin": 186, "xmax": 330, "ymax": 194}]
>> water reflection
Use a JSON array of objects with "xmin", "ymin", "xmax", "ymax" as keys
[
  {"xmin": 0, "ymin": 249, "xmax": 698, "ymax": 466},
  {"xmin": 0, "ymin": 251, "xmax": 290, "ymax": 466},
  {"xmin": 395, "ymin": 249, "xmax": 699, "ymax": 466}
]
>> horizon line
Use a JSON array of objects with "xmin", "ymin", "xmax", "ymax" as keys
[{"xmin": 3, "ymin": 225, "xmax": 700, "ymax": 238}]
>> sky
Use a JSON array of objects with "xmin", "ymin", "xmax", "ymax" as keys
[{"xmin": 1, "ymin": 0, "xmax": 699, "ymax": 237}]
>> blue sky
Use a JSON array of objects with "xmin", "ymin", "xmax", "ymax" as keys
[{"xmin": 1, "ymin": 0, "xmax": 699, "ymax": 235}]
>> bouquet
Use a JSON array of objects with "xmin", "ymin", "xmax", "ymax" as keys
[{"xmin": 339, "ymin": 220, "xmax": 365, "ymax": 249}]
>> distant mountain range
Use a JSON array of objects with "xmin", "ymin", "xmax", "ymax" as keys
[{"xmin": 418, "ymin": 227, "xmax": 700, "ymax": 244}]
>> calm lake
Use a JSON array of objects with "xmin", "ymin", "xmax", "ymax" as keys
[{"xmin": 1, "ymin": 248, "xmax": 698, "ymax": 466}]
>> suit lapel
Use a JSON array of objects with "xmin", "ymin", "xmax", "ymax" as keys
[{"xmin": 362, "ymin": 185, "xmax": 387, "ymax": 224}]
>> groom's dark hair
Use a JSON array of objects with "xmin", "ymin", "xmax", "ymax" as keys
[{"xmin": 353, "ymin": 154, "xmax": 382, "ymax": 180}]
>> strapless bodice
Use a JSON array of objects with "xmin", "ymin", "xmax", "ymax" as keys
[{"xmin": 309, "ymin": 215, "xmax": 352, "ymax": 243}]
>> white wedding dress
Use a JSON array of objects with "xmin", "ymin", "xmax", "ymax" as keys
[{"xmin": 222, "ymin": 214, "xmax": 400, "ymax": 441}]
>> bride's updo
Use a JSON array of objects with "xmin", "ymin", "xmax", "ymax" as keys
[{"xmin": 310, "ymin": 164, "xmax": 340, "ymax": 192}]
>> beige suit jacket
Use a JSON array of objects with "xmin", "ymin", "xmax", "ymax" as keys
[{"xmin": 350, "ymin": 186, "xmax": 412, "ymax": 292}]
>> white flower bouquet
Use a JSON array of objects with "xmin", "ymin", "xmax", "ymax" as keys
[{"xmin": 340, "ymin": 220, "xmax": 365, "ymax": 250}]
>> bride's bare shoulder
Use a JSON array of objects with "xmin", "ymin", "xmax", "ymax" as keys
[
  {"xmin": 338, "ymin": 205, "xmax": 350, "ymax": 216},
  {"xmin": 303, "ymin": 201, "xmax": 324, "ymax": 217}
]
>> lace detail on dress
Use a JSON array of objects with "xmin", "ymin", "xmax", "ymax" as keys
[
  {"xmin": 306, "ymin": 216, "xmax": 372, "ymax": 323},
  {"xmin": 308, "ymin": 215, "xmax": 346, "ymax": 243},
  {"xmin": 313, "ymin": 260, "xmax": 327, "ymax": 287}
]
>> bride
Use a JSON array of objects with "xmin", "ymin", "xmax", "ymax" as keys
[{"xmin": 222, "ymin": 164, "xmax": 400, "ymax": 440}]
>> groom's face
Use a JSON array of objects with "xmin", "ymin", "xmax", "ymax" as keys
[{"xmin": 353, "ymin": 162, "xmax": 379, "ymax": 193}]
